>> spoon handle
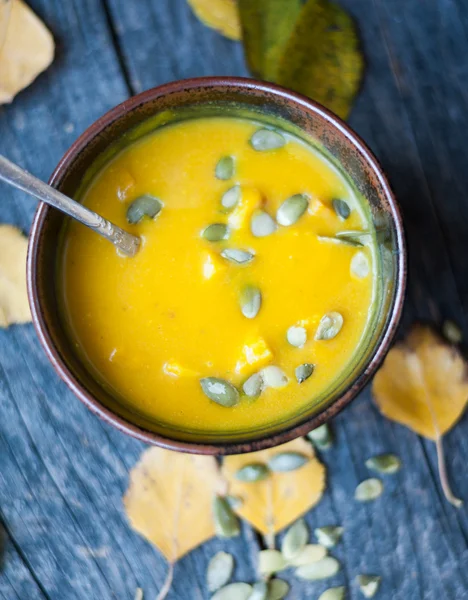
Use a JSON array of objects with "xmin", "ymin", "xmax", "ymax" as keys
[{"xmin": 0, "ymin": 155, "xmax": 140, "ymax": 257}]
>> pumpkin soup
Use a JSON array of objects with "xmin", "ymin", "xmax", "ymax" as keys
[{"xmin": 59, "ymin": 116, "xmax": 378, "ymax": 434}]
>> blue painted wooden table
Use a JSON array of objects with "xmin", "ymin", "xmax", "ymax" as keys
[{"xmin": 1, "ymin": 1, "xmax": 467, "ymax": 598}]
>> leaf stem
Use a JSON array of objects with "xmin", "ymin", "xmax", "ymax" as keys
[
  {"xmin": 435, "ymin": 435, "xmax": 463, "ymax": 508},
  {"xmin": 155, "ymin": 561, "xmax": 174, "ymax": 600}
]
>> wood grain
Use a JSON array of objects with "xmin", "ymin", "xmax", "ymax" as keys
[{"xmin": 0, "ymin": 0, "xmax": 467, "ymax": 598}]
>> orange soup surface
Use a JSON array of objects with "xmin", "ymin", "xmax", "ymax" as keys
[{"xmin": 59, "ymin": 117, "xmax": 378, "ymax": 435}]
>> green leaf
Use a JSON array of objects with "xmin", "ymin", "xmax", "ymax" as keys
[
  {"xmin": 262, "ymin": 0, "xmax": 302, "ymax": 81},
  {"xmin": 238, "ymin": 0, "xmax": 264, "ymax": 77},
  {"xmin": 277, "ymin": 0, "xmax": 364, "ymax": 120}
]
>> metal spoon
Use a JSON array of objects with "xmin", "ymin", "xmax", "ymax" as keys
[{"xmin": 0, "ymin": 155, "xmax": 140, "ymax": 257}]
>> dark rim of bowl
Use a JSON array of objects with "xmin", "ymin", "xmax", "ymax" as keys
[{"xmin": 27, "ymin": 76, "xmax": 407, "ymax": 455}]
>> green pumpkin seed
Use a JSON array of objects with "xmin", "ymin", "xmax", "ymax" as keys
[
  {"xmin": 296, "ymin": 556, "xmax": 340, "ymax": 580},
  {"xmin": 351, "ymin": 251, "xmax": 370, "ymax": 278},
  {"xmin": 126, "ymin": 194, "xmax": 163, "ymax": 224},
  {"xmin": 276, "ymin": 194, "xmax": 309, "ymax": 226},
  {"xmin": 317, "ymin": 235, "xmax": 362, "ymax": 247},
  {"xmin": 357, "ymin": 575, "xmax": 381, "ymax": 598},
  {"xmin": 250, "ymin": 129, "xmax": 286, "ymax": 151},
  {"xmin": 207, "ymin": 551, "xmax": 235, "ymax": 592},
  {"xmin": 287, "ymin": 325, "xmax": 307, "ymax": 348},
  {"xmin": 258, "ymin": 550, "xmax": 287, "ymax": 575},
  {"xmin": 267, "ymin": 579, "xmax": 289, "ymax": 600},
  {"xmin": 307, "ymin": 424, "xmax": 333, "ymax": 450},
  {"xmin": 134, "ymin": 588, "xmax": 143, "ymax": 600},
  {"xmin": 318, "ymin": 586, "xmax": 346, "ymax": 600},
  {"xmin": 281, "ymin": 518, "xmax": 308, "ymax": 560},
  {"xmin": 213, "ymin": 496, "xmax": 241, "ymax": 538},
  {"xmin": 332, "ymin": 199, "xmax": 351, "ymax": 220},
  {"xmin": 235, "ymin": 463, "xmax": 270, "ymax": 482},
  {"xmin": 314, "ymin": 526, "xmax": 344, "ymax": 548},
  {"xmin": 200, "ymin": 378, "xmax": 239, "ymax": 407},
  {"xmin": 261, "ymin": 366, "xmax": 288, "ymax": 388},
  {"xmin": 268, "ymin": 452, "xmax": 308, "ymax": 472},
  {"xmin": 216, "ymin": 156, "xmax": 235, "ymax": 180},
  {"xmin": 295, "ymin": 363, "xmax": 315, "ymax": 384},
  {"xmin": 288, "ymin": 544, "xmax": 327, "ymax": 566},
  {"xmin": 222, "ymin": 185, "xmax": 242, "ymax": 211},
  {"xmin": 202, "ymin": 223, "xmax": 230, "ymax": 242},
  {"xmin": 248, "ymin": 581, "xmax": 268, "ymax": 600},
  {"xmin": 240, "ymin": 285, "xmax": 262, "ymax": 319},
  {"xmin": 251, "ymin": 210, "xmax": 277, "ymax": 237},
  {"xmin": 336, "ymin": 230, "xmax": 371, "ymax": 245},
  {"xmin": 315, "ymin": 312, "xmax": 344, "ymax": 340},
  {"xmin": 242, "ymin": 372, "xmax": 264, "ymax": 398},
  {"xmin": 355, "ymin": 478, "xmax": 383, "ymax": 501},
  {"xmin": 221, "ymin": 248, "xmax": 255, "ymax": 264},
  {"xmin": 212, "ymin": 583, "xmax": 253, "ymax": 600},
  {"xmin": 442, "ymin": 319, "xmax": 463, "ymax": 344},
  {"xmin": 225, "ymin": 495, "xmax": 244, "ymax": 509},
  {"xmin": 365, "ymin": 454, "xmax": 401, "ymax": 474}
]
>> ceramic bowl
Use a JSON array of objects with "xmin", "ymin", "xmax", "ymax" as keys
[{"xmin": 27, "ymin": 77, "xmax": 406, "ymax": 454}]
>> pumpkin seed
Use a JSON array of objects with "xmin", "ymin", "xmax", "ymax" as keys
[
  {"xmin": 351, "ymin": 251, "xmax": 370, "ymax": 278},
  {"xmin": 126, "ymin": 194, "xmax": 163, "ymax": 224},
  {"xmin": 281, "ymin": 518, "xmax": 308, "ymax": 560},
  {"xmin": 336, "ymin": 230, "xmax": 371, "ymax": 245},
  {"xmin": 213, "ymin": 496, "xmax": 241, "ymax": 538},
  {"xmin": 248, "ymin": 581, "xmax": 268, "ymax": 600},
  {"xmin": 242, "ymin": 372, "xmax": 264, "ymax": 398},
  {"xmin": 332, "ymin": 199, "xmax": 351, "ymax": 220},
  {"xmin": 258, "ymin": 550, "xmax": 287, "ymax": 575},
  {"xmin": 222, "ymin": 185, "xmax": 242, "ymax": 210},
  {"xmin": 134, "ymin": 588, "xmax": 143, "ymax": 600},
  {"xmin": 365, "ymin": 454, "xmax": 401, "ymax": 474},
  {"xmin": 317, "ymin": 235, "xmax": 362, "ymax": 248},
  {"xmin": 287, "ymin": 325, "xmax": 307, "ymax": 348},
  {"xmin": 315, "ymin": 312, "xmax": 344, "ymax": 341},
  {"xmin": 307, "ymin": 424, "xmax": 333, "ymax": 450},
  {"xmin": 226, "ymin": 495, "xmax": 244, "ymax": 509},
  {"xmin": 442, "ymin": 319, "xmax": 463, "ymax": 344},
  {"xmin": 216, "ymin": 156, "xmax": 235, "ymax": 180},
  {"xmin": 212, "ymin": 583, "xmax": 253, "ymax": 600},
  {"xmin": 276, "ymin": 194, "xmax": 309, "ymax": 226},
  {"xmin": 355, "ymin": 478, "xmax": 383, "ymax": 501},
  {"xmin": 261, "ymin": 366, "xmax": 288, "ymax": 388},
  {"xmin": 251, "ymin": 210, "xmax": 277, "ymax": 237},
  {"xmin": 202, "ymin": 223, "xmax": 230, "ymax": 242},
  {"xmin": 200, "ymin": 377, "xmax": 240, "ymax": 407},
  {"xmin": 314, "ymin": 526, "xmax": 344, "ymax": 548},
  {"xmin": 207, "ymin": 551, "xmax": 235, "ymax": 592},
  {"xmin": 318, "ymin": 586, "xmax": 346, "ymax": 600},
  {"xmin": 221, "ymin": 248, "xmax": 255, "ymax": 264},
  {"xmin": 240, "ymin": 285, "xmax": 262, "ymax": 319},
  {"xmin": 295, "ymin": 556, "xmax": 340, "ymax": 580},
  {"xmin": 295, "ymin": 363, "xmax": 315, "ymax": 384},
  {"xmin": 267, "ymin": 579, "xmax": 289, "ymax": 600},
  {"xmin": 250, "ymin": 129, "xmax": 286, "ymax": 151},
  {"xmin": 288, "ymin": 544, "xmax": 327, "ymax": 566},
  {"xmin": 356, "ymin": 575, "xmax": 381, "ymax": 598},
  {"xmin": 268, "ymin": 452, "xmax": 308, "ymax": 473},
  {"xmin": 235, "ymin": 463, "xmax": 270, "ymax": 482}
]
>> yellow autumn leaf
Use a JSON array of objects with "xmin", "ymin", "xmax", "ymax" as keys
[
  {"xmin": 187, "ymin": 0, "xmax": 241, "ymax": 41},
  {"xmin": 373, "ymin": 325, "xmax": 468, "ymax": 507},
  {"xmin": 0, "ymin": 225, "xmax": 31, "ymax": 328},
  {"xmin": 0, "ymin": 0, "xmax": 54, "ymax": 104},
  {"xmin": 124, "ymin": 446, "xmax": 222, "ymax": 561},
  {"xmin": 222, "ymin": 438, "xmax": 325, "ymax": 535}
]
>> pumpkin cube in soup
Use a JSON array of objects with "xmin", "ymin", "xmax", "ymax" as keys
[
  {"xmin": 235, "ymin": 336, "xmax": 274, "ymax": 377},
  {"xmin": 227, "ymin": 186, "xmax": 263, "ymax": 230}
]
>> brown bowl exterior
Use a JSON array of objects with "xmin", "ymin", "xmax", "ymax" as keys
[{"xmin": 27, "ymin": 77, "xmax": 406, "ymax": 455}]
